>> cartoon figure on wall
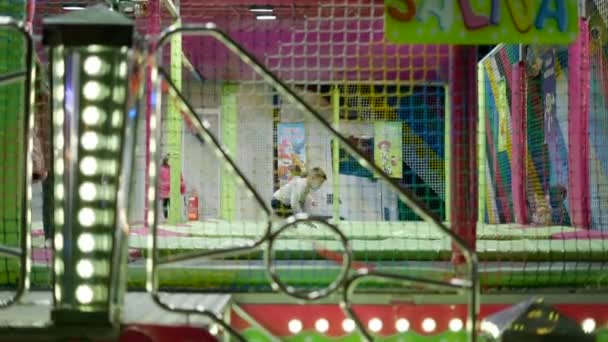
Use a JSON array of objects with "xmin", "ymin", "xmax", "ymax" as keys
[
  {"xmin": 277, "ymin": 123, "xmax": 306, "ymax": 186},
  {"xmin": 374, "ymin": 121, "xmax": 402, "ymax": 178},
  {"xmin": 377, "ymin": 140, "xmax": 397, "ymax": 175}
]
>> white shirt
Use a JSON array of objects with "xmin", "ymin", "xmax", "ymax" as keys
[{"xmin": 273, "ymin": 177, "xmax": 311, "ymax": 213}]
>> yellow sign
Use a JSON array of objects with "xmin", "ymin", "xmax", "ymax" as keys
[{"xmin": 385, "ymin": 0, "xmax": 579, "ymax": 44}]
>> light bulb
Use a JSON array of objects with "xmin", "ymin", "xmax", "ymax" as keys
[
  {"xmin": 288, "ymin": 319, "xmax": 302, "ymax": 334},
  {"xmin": 315, "ymin": 318, "xmax": 329, "ymax": 333},
  {"xmin": 78, "ymin": 208, "xmax": 95, "ymax": 227},
  {"xmin": 449, "ymin": 318, "xmax": 463, "ymax": 332},
  {"xmin": 75, "ymin": 285, "xmax": 93, "ymax": 304},
  {"xmin": 84, "ymin": 56, "xmax": 103, "ymax": 75},
  {"xmin": 422, "ymin": 318, "xmax": 436, "ymax": 333},
  {"xmin": 395, "ymin": 318, "xmax": 410, "ymax": 332},
  {"xmin": 342, "ymin": 319, "xmax": 355, "ymax": 332},
  {"xmin": 368, "ymin": 318, "xmax": 383, "ymax": 332},
  {"xmin": 76, "ymin": 259, "xmax": 94, "ymax": 278},
  {"xmin": 78, "ymin": 233, "xmax": 95, "ymax": 252}
]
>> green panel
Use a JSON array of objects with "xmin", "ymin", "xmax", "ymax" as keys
[
  {"xmin": 10, "ymin": 262, "xmax": 608, "ymax": 290},
  {"xmin": 168, "ymin": 23, "xmax": 183, "ymax": 224},
  {"xmin": 0, "ymin": 1, "xmax": 26, "ymax": 286},
  {"xmin": 243, "ymin": 328, "xmax": 486, "ymax": 342},
  {"xmin": 220, "ymin": 83, "xmax": 238, "ymax": 221}
]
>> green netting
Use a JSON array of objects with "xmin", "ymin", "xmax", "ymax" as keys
[
  {"xmin": 14, "ymin": 0, "xmax": 608, "ymax": 300},
  {"xmin": 0, "ymin": 0, "xmax": 26, "ymax": 288}
]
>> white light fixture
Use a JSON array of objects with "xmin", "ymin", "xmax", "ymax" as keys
[
  {"xmin": 78, "ymin": 208, "xmax": 96, "ymax": 227},
  {"xmin": 249, "ymin": 5, "xmax": 273, "ymax": 12},
  {"xmin": 449, "ymin": 318, "xmax": 463, "ymax": 332},
  {"xmin": 342, "ymin": 318, "xmax": 355, "ymax": 333},
  {"xmin": 422, "ymin": 318, "xmax": 436, "ymax": 333},
  {"xmin": 84, "ymin": 56, "xmax": 104, "ymax": 75},
  {"xmin": 44, "ymin": 5, "xmax": 135, "ymax": 326},
  {"xmin": 256, "ymin": 15, "xmax": 277, "ymax": 20},
  {"xmin": 315, "ymin": 318, "xmax": 329, "ymax": 333},
  {"xmin": 79, "ymin": 183, "xmax": 97, "ymax": 201},
  {"xmin": 82, "ymin": 106, "xmax": 102, "ymax": 125},
  {"xmin": 288, "ymin": 319, "xmax": 303, "ymax": 334},
  {"xmin": 80, "ymin": 156, "xmax": 98, "ymax": 175},
  {"xmin": 83, "ymin": 81, "xmax": 103, "ymax": 100},
  {"xmin": 76, "ymin": 259, "xmax": 94, "ymax": 278},
  {"xmin": 62, "ymin": 3, "xmax": 86, "ymax": 11},
  {"xmin": 77, "ymin": 233, "xmax": 95, "ymax": 252},
  {"xmin": 368, "ymin": 318, "xmax": 383, "ymax": 333},
  {"xmin": 480, "ymin": 320, "xmax": 500, "ymax": 339},
  {"xmin": 75, "ymin": 285, "xmax": 94, "ymax": 304},
  {"xmin": 81, "ymin": 132, "xmax": 99, "ymax": 150},
  {"xmin": 395, "ymin": 318, "xmax": 410, "ymax": 332},
  {"xmin": 582, "ymin": 318, "xmax": 596, "ymax": 334}
]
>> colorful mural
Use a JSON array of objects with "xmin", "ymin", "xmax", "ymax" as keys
[
  {"xmin": 277, "ymin": 123, "xmax": 306, "ymax": 187},
  {"xmin": 480, "ymin": 41, "xmax": 608, "ymax": 229}
]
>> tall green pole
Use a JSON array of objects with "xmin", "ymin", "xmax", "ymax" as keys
[
  {"xmin": 167, "ymin": 19, "xmax": 183, "ymax": 224},
  {"xmin": 444, "ymin": 84, "xmax": 451, "ymax": 223},
  {"xmin": 220, "ymin": 84, "xmax": 238, "ymax": 221},
  {"xmin": 331, "ymin": 86, "xmax": 340, "ymax": 222},
  {"xmin": 477, "ymin": 64, "xmax": 487, "ymax": 224}
]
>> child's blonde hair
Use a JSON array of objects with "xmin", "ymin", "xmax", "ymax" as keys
[
  {"xmin": 302, "ymin": 167, "xmax": 327, "ymax": 180},
  {"xmin": 289, "ymin": 164, "xmax": 303, "ymax": 177}
]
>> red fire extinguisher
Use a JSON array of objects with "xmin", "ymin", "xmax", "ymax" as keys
[{"xmin": 188, "ymin": 191, "xmax": 199, "ymax": 221}]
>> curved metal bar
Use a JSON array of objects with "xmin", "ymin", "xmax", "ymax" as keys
[
  {"xmin": 0, "ymin": 17, "xmax": 34, "ymax": 310},
  {"xmin": 151, "ymin": 23, "xmax": 479, "ymax": 341},
  {"xmin": 342, "ymin": 270, "xmax": 472, "ymax": 342},
  {"xmin": 265, "ymin": 216, "xmax": 352, "ymax": 301},
  {"xmin": 149, "ymin": 299, "xmax": 247, "ymax": 342},
  {"xmin": 0, "ymin": 246, "xmax": 22, "ymax": 258},
  {"xmin": 0, "ymin": 70, "xmax": 27, "ymax": 87}
]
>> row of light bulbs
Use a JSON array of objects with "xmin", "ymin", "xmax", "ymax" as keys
[
  {"xmin": 52, "ymin": 46, "xmax": 128, "ymax": 306},
  {"xmin": 286, "ymin": 317, "xmax": 462, "ymax": 334},
  {"xmin": 285, "ymin": 317, "xmax": 600, "ymax": 335}
]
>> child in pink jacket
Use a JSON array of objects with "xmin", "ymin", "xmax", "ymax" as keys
[{"xmin": 159, "ymin": 155, "xmax": 185, "ymax": 219}]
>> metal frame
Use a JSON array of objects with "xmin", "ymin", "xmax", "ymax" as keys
[
  {"xmin": 147, "ymin": 24, "xmax": 479, "ymax": 342},
  {"xmin": 0, "ymin": 17, "xmax": 34, "ymax": 309}
]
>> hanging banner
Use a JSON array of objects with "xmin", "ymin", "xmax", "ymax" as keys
[
  {"xmin": 542, "ymin": 48, "xmax": 566, "ymax": 187},
  {"xmin": 385, "ymin": 0, "xmax": 579, "ymax": 44},
  {"xmin": 543, "ymin": 48, "xmax": 557, "ymax": 143},
  {"xmin": 277, "ymin": 123, "xmax": 306, "ymax": 186},
  {"xmin": 374, "ymin": 121, "xmax": 403, "ymax": 178},
  {"xmin": 497, "ymin": 79, "xmax": 509, "ymax": 152}
]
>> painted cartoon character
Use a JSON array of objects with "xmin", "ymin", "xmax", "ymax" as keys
[
  {"xmin": 377, "ymin": 140, "xmax": 397, "ymax": 176},
  {"xmin": 278, "ymin": 138, "xmax": 305, "ymax": 181}
]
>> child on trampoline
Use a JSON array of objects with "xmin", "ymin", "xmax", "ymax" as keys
[{"xmin": 271, "ymin": 166, "xmax": 327, "ymax": 218}]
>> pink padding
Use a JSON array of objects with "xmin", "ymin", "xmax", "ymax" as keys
[
  {"xmin": 568, "ymin": 19, "xmax": 592, "ymax": 229},
  {"xmin": 32, "ymin": 229, "xmax": 44, "ymax": 237},
  {"xmin": 552, "ymin": 230, "xmax": 608, "ymax": 240},
  {"xmin": 511, "ymin": 61, "xmax": 529, "ymax": 224},
  {"xmin": 32, "ymin": 248, "xmax": 52, "ymax": 263},
  {"xmin": 129, "ymin": 227, "xmax": 188, "ymax": 237}
]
